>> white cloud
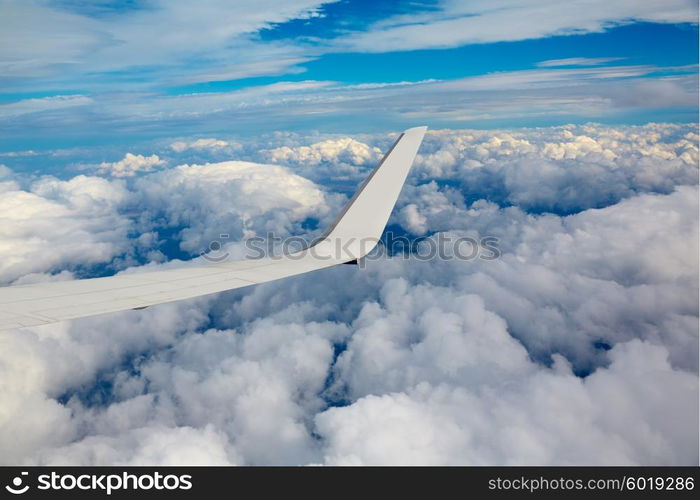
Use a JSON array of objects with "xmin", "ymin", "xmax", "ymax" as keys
[
  {"xmin": 170, "ymin": 138, "xmax": 232, "ymax": 153},
  {"xmin": 408, "ymin": 123, "xmax": 698, "ymax": 213},
  {"xmin": 98, "ymin": 153, "xmax": 165, "ymax": 178},
  {"xmin": 172, "ymin": 57, "xmax": 312, "ymax": 85},
  {"xmin": 1, "ymin": 0, "xmax": 695, "ymax": 104},
  {"xmin": 0, "ymin": 174, "xmax": 132, "ymax": 283},
  {"xmin": 0, "ymin": 150, "xmax": 39, "ymax": 158},
  {"xmin": 0, "ymin": 1, "xmax": 105, "ymax": 79},
  {"xmin": 132, "ymin": 160, "xmax": 330, "ymax": 253},
  {"xmin": 397, "ymin": 204, "xmax": 428, "ymax": 235},
  {"xmin": 0, "ymin": 95, "xmax": 92, "ymax": 118},
  {"xmin": 0, "ymin": 157, "xmax": 332, "ymax": 282},
  {"xmin": 336, "ymin": 0, "xmax": 697, "ymax": 53},
  {"xmin": 38, "ymin": 426, "xmax": 235, "ymax": 466},
  {"xmin": 264, "ymin": 137, "xmax": 384, "ymax": 183},
  {"xmin": 537, "ymin": 57, "xmax": 625, "ymax": 67},
  {"xmin": 317, "ymin": 339, "xmax": 697, "ymax": 465},
  {"xmin": 4, "ymin": 63, "xmax": 694, "ymax": 140},
  {"xmin": 0, "ymin": 0, "xmax": 335, "ymax": 87},
  {"xmin": 0, "ymin": 124, "xmax": 696, "ymax": 465},
  {"xmin": 266, "ymin": 138, "xmax": 382, "ymax": 167}
]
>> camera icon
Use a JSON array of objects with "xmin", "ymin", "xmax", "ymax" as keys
[{"xmin": 5, "ymin": 472, "xmax": 29, "ymax": 495}]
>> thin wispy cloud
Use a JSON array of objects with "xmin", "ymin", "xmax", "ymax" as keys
[
  {"xmin": 334, "ymin": 0, "xmax": 697, "ymax": 52},
  {"xmin": 537, "ymin": 57, "xmax": 625, "ymax": 67}
]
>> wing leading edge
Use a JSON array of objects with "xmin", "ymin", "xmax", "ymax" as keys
[{"xmin": 0, "ymin": 126, "xmax": 427, "ymax": 330}]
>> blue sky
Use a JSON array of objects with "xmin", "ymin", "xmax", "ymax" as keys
[{"xmin": 0, "ymin": 0, "xmax": 697, "ymax": 156}]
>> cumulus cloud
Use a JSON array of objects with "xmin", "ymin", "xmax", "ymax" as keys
[
  {"xmin": 362, "ymin": 184, "xmax": 699, "ymax": 372},
  {"xmin": 397, "ymin": 203, "xmax": 428, "ymax": 235},
  {"xmin": 409, "ymin": 123, "xmax": 699, "ymax": 213},
  {"xmin": 132, "ymin": 160, "xmax": 330, "ymax": 253},
  {"xmin": 0, "ymin": 124, "xmax": 697, "ymax": 466},
  {"xmin": 263, "ymin": 137, "xmax": 384, "ymax": 183},
  {"xmin": 0, "ymin": 174, "xmax": 132, "ymax": 283},
  {"xmin": 98, "ymin": 153, "xmax": 165, "ymax": 178},
  {"xmin": 0, "ymin": 157, "xmax": 332, "ymax": 282},
  {"xmin": 318, "ymin": 339, "xmax": 697, "ymax": 465},
  {"xmin": 266, "ymin": 137, "xmax": 382, "ymax": 167}
]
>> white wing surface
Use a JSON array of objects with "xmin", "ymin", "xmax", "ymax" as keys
[{"xmin": 0, "ymin": 126, "xmax": 427, "ymax": 330}]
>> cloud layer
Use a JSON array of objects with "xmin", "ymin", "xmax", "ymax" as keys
[{"xmin": 0, "ymin": 123, "xmax": 697, "ymax": 465}]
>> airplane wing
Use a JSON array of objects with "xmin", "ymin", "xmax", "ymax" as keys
[{"xmin": 0, "ymin": 126, "xmax": 427, "ymax": 330}]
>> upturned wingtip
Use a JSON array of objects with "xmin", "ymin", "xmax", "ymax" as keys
[{"xmin": 403, "ymin": 125, "xmax": 428, "ymax": 134}]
